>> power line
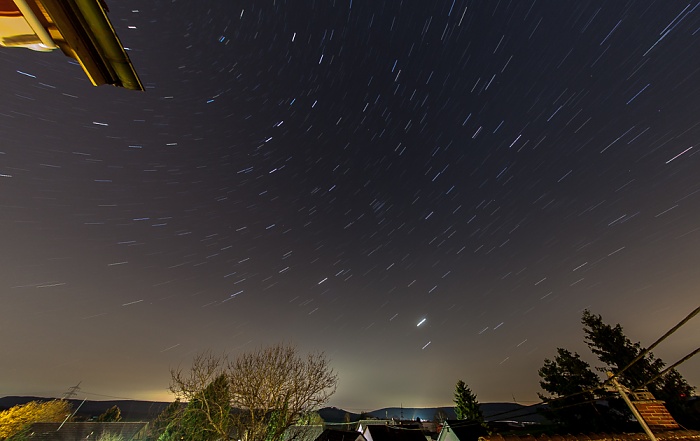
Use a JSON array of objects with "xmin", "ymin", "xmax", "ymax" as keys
[
  {"xmin": 79, "ymin": 390, "xmax": 151, "ymax": 400},
  {"xmin": 609, "ymin": 305, "xmax": 700, "ymax": 383},
  {"xmin": 639, "ymin": 346, "xmax": 700, "ymax": 390},
  {"xmin": 485, "ymin": 306, "xmax": 700, "ymax": 423},
  {"xmin": 62, "ymin": 382, "xmax": 81, "ymax": 400}
]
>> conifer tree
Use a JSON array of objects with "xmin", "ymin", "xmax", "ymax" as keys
[
  {"xmin": 581, "ymin": 310, "xmax": 695, "ymax": 425},
  {"xmin": 453, "ymin": 380, "xmax": 484, "ymax": 424},
  {"xmin": 538, "ymin": 310, "xmax": 698, "ymax": 431},
  {"xmin": 538, "ymin": 348, "xmax": 616, "ymax": 432}
]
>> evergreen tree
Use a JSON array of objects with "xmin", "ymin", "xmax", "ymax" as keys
[
  {"xmin": 537, "ymin": 310, "xmax": 698, "ymax": 431},
  {"xmin": 538, "ymin": 348, "xmax": 619, "ymax": 432},
  {"xmin": 581, "ymin": 310, "xmax": 696, "ymax": 426},
  {"xmin": 581, "ymin": 310, "xmax": 664, "ymax": 390},
  {"xmin": 453, "ymin": 380, "xmax": 484, "ymax": 423}
]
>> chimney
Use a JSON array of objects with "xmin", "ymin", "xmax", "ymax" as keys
[{"xmin": 631, "ymin": 392, "xmax": 680, "ymax": 431}]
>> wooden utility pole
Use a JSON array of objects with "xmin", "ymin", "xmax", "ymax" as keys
[{"xmin": 607, "ymin": 373, "xmax": 657, "ymax": 441}]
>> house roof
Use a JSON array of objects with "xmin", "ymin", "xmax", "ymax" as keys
[
  {"xmin": 25, "ymin": 422, "xmax": 148, "ymax": 441},
  {"xmin": 439, "ymin": 420, "xmax": 489, "ymax": 441},
  {"xmin": 283, "ymin": 427, "xmax": 368, "ymax": 441},
  {"xmin": 480, "ymin": 430, "xmax": 700, "ymax": 441},
  {"xmin": 363, "ymin": 424, "xmax": 429, "ymax": 441},
  {"xmin": 0, "ymin": 0, "xmax": 143, "ymax": 90},
  {"xmin": 317, "ymin": 428, "xmax": 368, "ymax": 441},
  {"xmin": 284, "ymin": 425, "xmax": 328, "ymax": 441},
  {"xmin": 360, "ymin": 420, "xmax": 395, "ymax": 426}
]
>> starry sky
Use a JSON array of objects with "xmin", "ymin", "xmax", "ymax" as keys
[{"xmin": 1, "ymin": 0, "xmax": 699, "ymax": 411}]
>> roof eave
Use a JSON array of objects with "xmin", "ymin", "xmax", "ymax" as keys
[{"xmin": 39, "ymin": 0, "xmax": 144, "ymax": 90}]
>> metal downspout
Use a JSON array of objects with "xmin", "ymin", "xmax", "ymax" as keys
[{"xmin": 12, "ymin": 0, "xmax": 57, "ymax": 49}]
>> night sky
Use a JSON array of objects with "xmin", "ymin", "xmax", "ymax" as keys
[{"xmin": 1, "ymin": 1, "xmax": 699, "ymax": 411}]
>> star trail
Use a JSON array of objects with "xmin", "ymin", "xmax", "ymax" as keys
[{"xmin": 1, "ymin": 1, "xmax": 699, "ymax": 410}]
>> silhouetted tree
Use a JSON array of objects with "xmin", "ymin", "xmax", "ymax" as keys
[
  {"xmin": 538, "ymin": 348, "xmax": 615, "ymax": 432},
  {"xmin": 433, "ymin": 408, "xmax": 448, "ymax": 423},
  {"xmin": 538, "ymin": 310, "xmax": 698, "ymax": 431},
  {"xmin": 97, "ymin": 405, "xmax": 122, "ymax": 422},
  {"xmin": 582, "ymin": 310, "xmax": 695, "ymax": 425}
]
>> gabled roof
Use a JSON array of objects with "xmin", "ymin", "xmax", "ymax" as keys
[
  {"xmin": 438, "ymin": 420, "xmax": 489, "ymax": 441},
  {"xmin": 25, "ymin": 422, "xmax": 148, "ymax": 441},
  {"xmin": 358, "ymin": 420, "xmax": 394, "ymax": 433},
  {"xmin": 0, "ymin": 0, "xmax": 143, "ymax": 90}
]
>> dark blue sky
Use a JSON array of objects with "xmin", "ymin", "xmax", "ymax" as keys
[{"xmin": 1, "ymin": 0, "xmax": 698, "ymax": 410}]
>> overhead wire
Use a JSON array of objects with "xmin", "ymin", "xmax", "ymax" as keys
[
  {"xmin": 38, "ymin": 307, "xmax": 700, "ymax": 427},
  {"xmin": 480, "ymin": 305, "xmax": 699, "ymax": 423},
  {"xmin": 349, "ymin": 306, "xmax": 699, "ymax": 426},
  {"xmin": 608, "ymin": 305, "xmax": 700, "ymax": 383},
  {"xmin": 638, "ymin": 347, "xmax": 700, "ymax": 390}
]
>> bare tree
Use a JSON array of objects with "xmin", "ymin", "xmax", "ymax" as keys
[
  {"xmin": 228, "ymin": 344, "xmax": 337, "ymax": 441},
  {"xmin": 168, "ymin": 344, "xmax": 337, "ymax": 441},
  {"xmin": 169, "ymin": 351, "xmax": 232, "ymax": 440}
]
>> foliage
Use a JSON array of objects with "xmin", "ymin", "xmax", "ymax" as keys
[
  {"xmin": 167, "ymin": 343, "xmax": 338, "ymax": 441},
  {"xmin": 165, "ymin": 372, "xmax": 232, "ymax": 441},
  {"xmin": 97, "ymin": 405, "xmax": 122, "ymax": 422},
  {"xmin": 539, "ymin": 349, "xmax": 600, "ymax": 398},
  {"xmin": 581, "ymin": 310, "xmax": 696, "ymax": 426},
  {"xmin": 0, "ymin": 399, "xmax": 72, "ymax": 439},
  {"xmin": 296, "ymin": 412, "xmax": 324, "ymax": 426},
  {"xmin": 538, "ymin": 310, "xmax": 698, "ymax": 431},
  {"xmin": 433, "ymin": 408, "xmax": 448, "ymax": 423},
  {"xmin": 96, "ymin": 433, "xmax": 125, "ymax": 441},
  {"xmin": 227, "ymin": 344, "xmax": 337, "ymax": 441},
  {"xmin": 582, "ymin": 310, "xmax": 664, "ymax": 389},
  {"xmin": 146, "ymin": 400, "xmax": 182, "ymax": 441},
  {"xmin": 454, "ymin": 380, "xmax": 485, "ymax": 424},
  {"xmin": 658, "ymin": 369, "xmax": 699, "ymax": 425},
  {"xmin": 358, "ymin": 411, "xmax": 374, "ymax": 420},
  {"xmin": 538, "ymin": 348, "xmax": 616, "ymax": 432}
]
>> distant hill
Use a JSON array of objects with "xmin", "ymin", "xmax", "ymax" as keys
[
  {"xmin": 318, "ymin": 407, "xmax": 361, "ymax": 423},
  {"xmin": 1, "ymin": 396, "xmax": 548, "ymax": 424},
  {"xmin": 365, "ymin": 403, "xmax": 548, "ymax": 424},
  {"xmin": 364, "ymin": 407, "xmax": 454, "ymax": 422},
  {"xmin": 0, "ymin": 396, "xmax": 172, "ymax": 422}
]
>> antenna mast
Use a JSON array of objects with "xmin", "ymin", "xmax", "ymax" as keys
[{"xmin": 62, "ymin": 382, "xmax": 82, "ymax": 400}]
